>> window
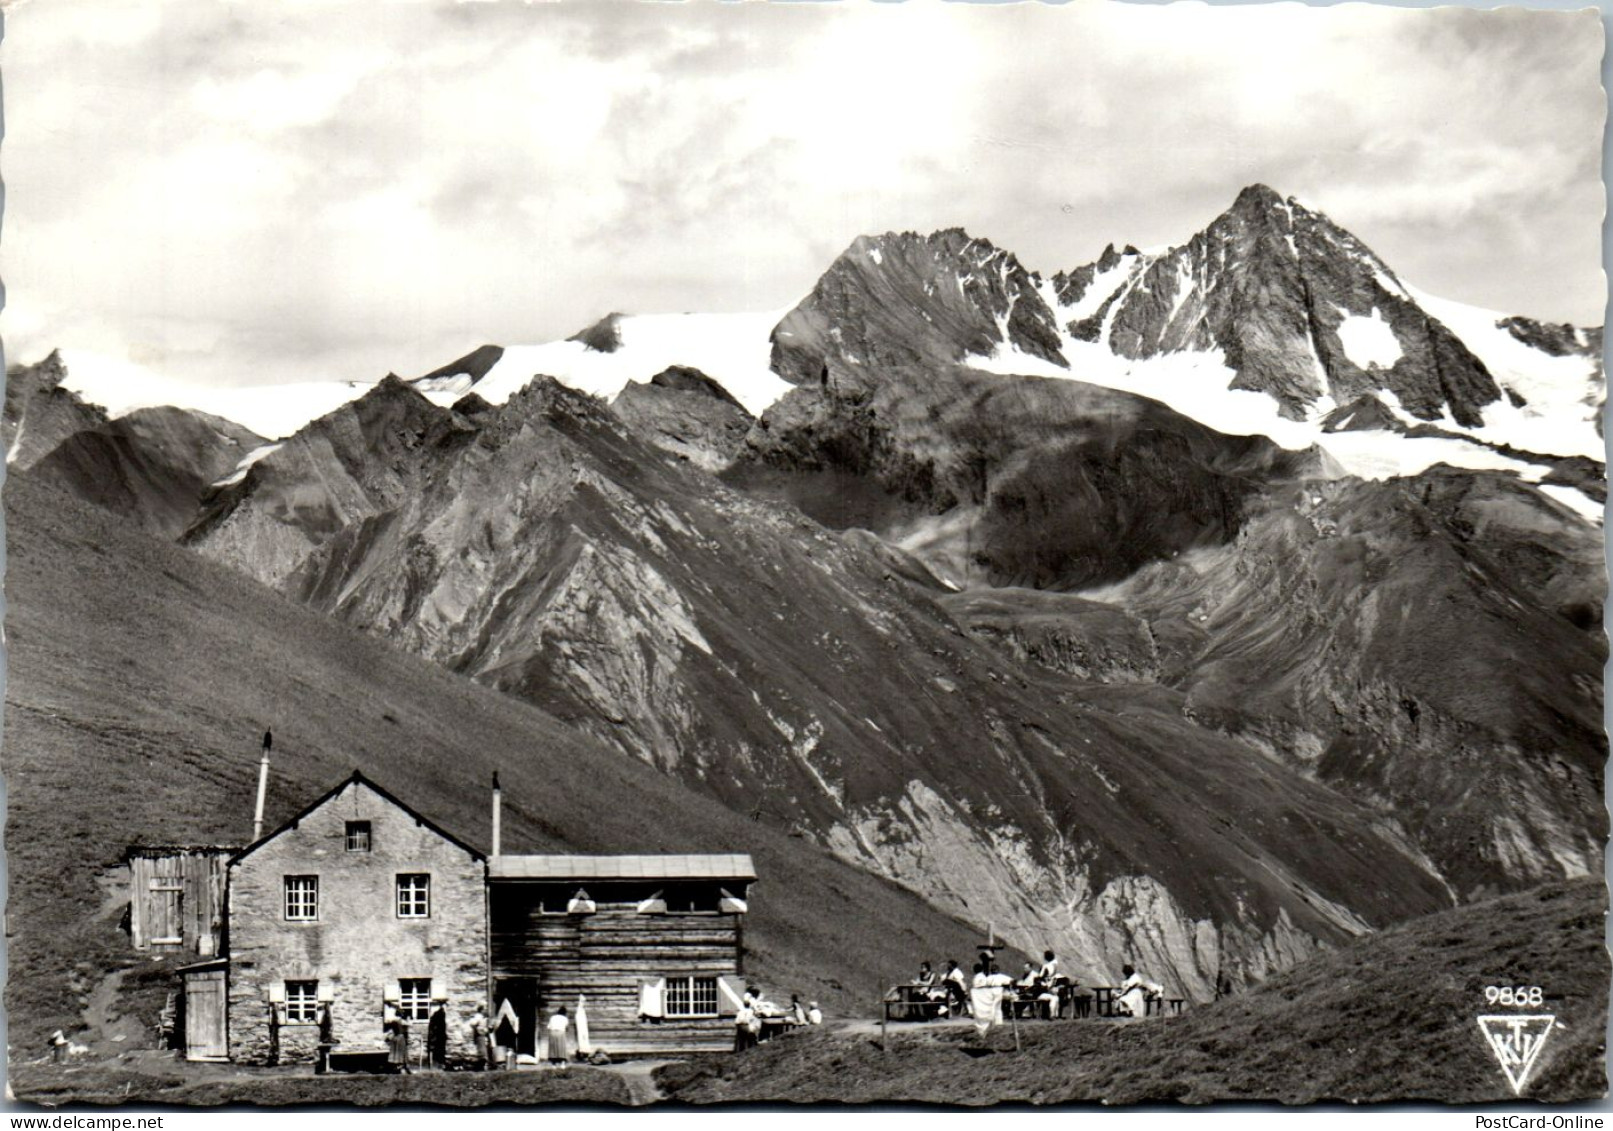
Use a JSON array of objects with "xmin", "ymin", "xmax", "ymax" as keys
[
  {"xmin": 396, "ymin": 874, "xmax": 430, "ymax": 918},
  {"xmin": 284, "ymin": 876, "xmax": 319, "ymax": 921},
  {"xmin": 285, "ymin": 981, "xmax": 319, "ymax": 1023},
  {"xmin": 345, "ymin": 821, "xmax": 372, "ymax": 852},
  {"xmin": 664, "ymin": 976, "xmax": 718, "ymax": 1018},
  {"xmin": 398, "ymin": 978, "xmax": 432, "ymax": 1022},
  {"xmin": 665, "ymin": 884, "xmax": 719, "ymax": 914}
]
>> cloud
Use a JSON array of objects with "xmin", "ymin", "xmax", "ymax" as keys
[{"xmin": 1, "ymin": 0, "xmax": 1603, "ymax": 392}]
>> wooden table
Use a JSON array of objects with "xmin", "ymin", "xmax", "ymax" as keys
[
  {"xmin": 1091, "ymin": 986, "xmax": 1119, "ymax": 1018},
  {"xmin": 888, "ymin": 984, "xmax": 947, "ymax": 1021}
]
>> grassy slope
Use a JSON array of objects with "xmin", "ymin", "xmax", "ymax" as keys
[
  {"xmin": 11, "ymin": 1062, "xmax": 632, "ymax": 1108},
  {"xmin": 2, "ymin": 473, "xmax": 994, "ymax": 1055},
  {"xmin": 661, "ymin": 880, "xmax": 1608, "ymax": 1104}
]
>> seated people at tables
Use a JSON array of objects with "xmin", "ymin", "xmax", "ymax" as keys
[
  {"xmin": 1115, "ymin": 964, "xmax": 1163, "ymax": 1018},
  {"xmin": 1040, "ymin": 950, "xmax": 1060, "ymax": 982},
  {"xmin": 1017, "ymin": 961, "xmax": 1039, "ymax": 989},
  {"xmin": 916, "ymin": 961, "xmax": 942, "ymax": 997},
  {"xmin": 807, "ymin": 1002, "xmax": 823, "ymax": 1025},
  {"xmin": 790, "ymin": 994, "xmax": 808, "ymax": 1025}
]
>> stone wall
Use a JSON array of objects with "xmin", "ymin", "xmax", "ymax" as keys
[{"xmin": 226, "ymin": 777, "xmax": 486, "ymax": 1065}]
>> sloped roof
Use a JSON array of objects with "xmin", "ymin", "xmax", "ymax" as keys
[
  {"xmin": 488, "ymin": 853, "xmax": 756, "ymax": 881},
  {"xmin": 124, "ymin": 843, "xmax": 242, "ymax": 861},
  {"xmin": 230, "ymin": 771, "xmax": 484, "ymax": 866}
]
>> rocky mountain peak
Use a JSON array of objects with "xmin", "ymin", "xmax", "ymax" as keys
[
  {"xmin": 1073, "ymin": 185, "xmax": 1502, "ymax": 425},
  {"xmin": 1228, "ymin": 181, "xmax": 1290, "ymax": 217},
  {"xmin": 569, "ymin": 312, "xmax": 626, "ymax": 354},
  {"xmin": 769, "ymin": 227, "xmax": 1066, "ymax": 386}
]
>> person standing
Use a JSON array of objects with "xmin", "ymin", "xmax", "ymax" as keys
[
  {"xmin": 315, "ymin": 1004, "xmax": 335, "ymax": 1075},
  {"xmin": 427, "ymin": 1004, "xmax": 448, "ymax": 1070},
  {"xmin": 546, "ymin": 1006, "xmax": 571, "ymax": 1069},
  {"xmin": 969, "ymin": 962, "xmax": 1014, "ymax": 1040},
  {"xmin": 468, "ymin": 1006, "xmax": 492, "ymax": 1070},
  {"xmin": 734, "ymin": 991, "xmax": 757, "ymax": 1051},
  {"xmin": 387, "ymin": 1012, "xmax": 413, "ymax": 1074}
]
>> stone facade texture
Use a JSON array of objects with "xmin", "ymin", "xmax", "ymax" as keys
[{"xmin": 225, "ymin": 777, "xmax": 486, "ymax": 1066}]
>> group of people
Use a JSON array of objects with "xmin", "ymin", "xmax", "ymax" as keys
[
  {"xmin": 911, "ymin": 950, "xmax": 1066, "ymax": 1020},
  {"xmin": 377, "ymin": 1004, "xmax": 450, "ymax": 1074},
  {"xmin": 734, "ymin": 986, "xmax": 822, "ymax": 1051},
  {"xmin": 463, "ymin": 1004, "xmax": 586, "ymax": 1070},
  {"xmin": 907, "ymin": 950, "xmax": 1167, "ymax": 1032}
]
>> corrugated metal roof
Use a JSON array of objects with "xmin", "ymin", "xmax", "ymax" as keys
[{"xmin": 488, "ymin": 854, "xmax": 756, "ymax": 881}]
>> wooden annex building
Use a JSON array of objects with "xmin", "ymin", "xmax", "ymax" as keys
[
  {"xmin": 129, "ymin": 768, "xmax": 757, "ymax": 1065},
  {"xmin": 125, "ymin": 844, "xmax": 235, "ymax": 956},
  {"xmin": 489, "ymin": 853, "xmax": 756, "ymax": 1055}
]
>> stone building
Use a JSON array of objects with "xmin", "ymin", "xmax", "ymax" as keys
[
  {"xmin": 156, "ymin": 768, "xmax": 757, "ymax": 1065},
  {"xmin": 222, "ymin": 772, "xmax": 487, "ymax": 1066}
]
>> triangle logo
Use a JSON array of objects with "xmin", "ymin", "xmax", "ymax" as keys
[{"xmin": 1477, "ymin": 1014, "xmax": 1556, "ymax": 1095}]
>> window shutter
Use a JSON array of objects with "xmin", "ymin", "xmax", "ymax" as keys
[
  {"xmin": 567, "ymin": 888, "xmax": 597, "ymax": 914},
  {"xmin": 636, "ymin": 890, "xmax": 667, "ymax": 915},
  {"xmin": 716, "ymin": 975, "xmax": 746, "ymax": 1017},
  {"xmin": 718, "ymin": 888, "xmax": 748, "ymax": 914},
  {"xmin": 267, "ymin": 984, "xmax": 286, "ymax": 1004},
  {"xmin": 638, "ymin": 978, "xmax": 665, "ymax": 1019}
]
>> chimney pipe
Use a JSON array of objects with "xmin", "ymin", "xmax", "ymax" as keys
[
  {"xmin": 491, "ymin": 771, "xmax": 502, "ymax": 858},
  {"xmin": 253, "ymin": 731, "xmax": 272, "ymax": 842}
]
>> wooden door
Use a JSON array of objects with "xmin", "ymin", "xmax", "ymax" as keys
[
  {"xmin": 185, "ymin": 970, "xmax": 228, "ymax": 1061},
  {"xmin": 148, "ymin": 881, "xmax": 184, "ymax": 946}
]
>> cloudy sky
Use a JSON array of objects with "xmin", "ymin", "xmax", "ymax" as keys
[{"xmin": 1, "ymin": 0, "xmax": 1605, "ymax": 389}]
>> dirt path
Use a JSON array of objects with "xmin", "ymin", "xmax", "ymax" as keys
[
  {"xmin": 81, "ymin": 969, "xmax": 145, "ymax": 1051},
  {"xmin": 606, "ymin": 1059, "xmax": 675, "ymax": 1106}
]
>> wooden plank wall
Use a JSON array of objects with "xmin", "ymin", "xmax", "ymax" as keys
[
  {"xmin": 491, "ymin": 891, "xmax": 742, "ymax": 1054},
  {"xmin": 129, "ymin": 851, "xmax": 229, "ymax": 956}
]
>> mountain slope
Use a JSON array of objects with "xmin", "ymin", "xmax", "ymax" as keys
[
  {"xmin": 1, "ymin": 471, "xmax": 997, "ymax": 1050},
  {"xmin": 1088, "ymin": 467, "xmax": 1607, "ymax": 900},
  {"xmin": 4, "ymin": 350, "xmax": 109, "ymax": 469},
  {"xmin": 181, "ymin": 375, "xmax": 476, "ymax": 584},
  {"xmin": 178, "ymin": 376, "xmax": 1454, "ymax": 1000},
  {"xmin": 733, "ymin": 361, "xmax": 1330, "ymax": 591},
  {"xmin": 663, "ymin": 879, "xmax": 1609, "ymax": 1104},
  {"xmin": 26, "ymin": 406, "xmax": 265, "ymax": 538}
]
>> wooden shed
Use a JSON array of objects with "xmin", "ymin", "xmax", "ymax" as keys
[
  {"xmin": 487, "ymin": 853, "xmax": 756, "ymax": 1056},
  {"xmin": 125, "ymin": 845, "xmax": 236, "ymax": 956}
]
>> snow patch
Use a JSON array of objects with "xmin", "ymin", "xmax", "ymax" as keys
[
  {"xmin": 55, "ymin": 349, "xmax": 370, "ymax": 440},
  {"xmin": 970, "ymin": 316, "xmax": 1597, "ymax": 508},
  {"xmin": 1538, "ymin": 484, "xmax": 1605, "ymax": 525},
  {"xmin": 466, "ymin": 310, "xmax": 797, "ymax": 418},
  {"xmin": 868, "ymin": 247, "xmax": 883, "ymax": 266},
  {"xmin": 1407, "ymin": 285, "xmax": 1605, "ymax": 462},
  {"xmin": 1335, "ymin": 308, "xmax": 1403, "ymax": 370},
  {"xmin": 1058, "ymin": 254, "xmax": 1142, "ymax": 321},
  {"xmin": 212, "ymin": 442, "xmax": 284, "ymax": 487}
]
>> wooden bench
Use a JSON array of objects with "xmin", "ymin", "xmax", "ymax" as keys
[{"xmin": 327, "ymin": 1048, "xmax": 391, "ymax": 1074}]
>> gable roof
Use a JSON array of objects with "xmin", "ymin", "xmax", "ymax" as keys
[
  {"xmin": 488, "ymin": 853, "xmax": 756, "ymax": 881},
  {"xmin": 229, "ymin": 770, "xmax": 485, "ymax": 866}
]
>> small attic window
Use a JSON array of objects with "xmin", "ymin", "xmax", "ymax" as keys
[{"xmin": 346, "ymin": 821, "xmax": 372, "ymax": 852}]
